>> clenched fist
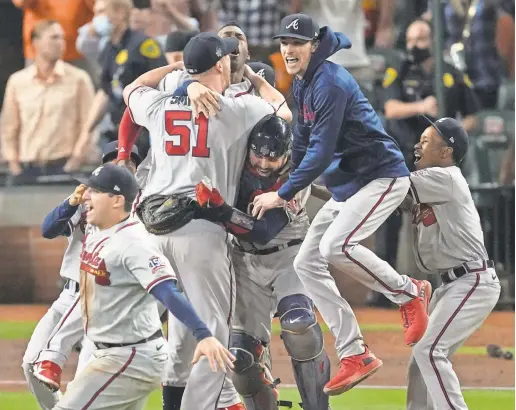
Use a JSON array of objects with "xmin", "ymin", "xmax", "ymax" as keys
[{"xmin": 69, "ymin": 184, "xmax": 87, "ymax": 206}]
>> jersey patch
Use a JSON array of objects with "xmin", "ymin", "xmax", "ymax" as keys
[
  {"xmin": 140, "ymin": 38, "xmax": 161, "ymax": 59},
  {"xmin": 116, "ymin": 49, "xmax": 129, "ymax": 65},
  {"xmin": 148, "ymin": 256, "xmax": 166, "ymax": 274},
  {"xmin": 412, "ymin": 204, "xmax": 437, "ymax": 227},
  {"xmin": 382, "ymin": 67, "xmax": 398, "ymax": 88}
]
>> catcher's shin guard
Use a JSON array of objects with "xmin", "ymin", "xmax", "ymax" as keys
[
  {"xmin": 230, "ymin": 330, "xmax": 279, "ymax": 410},
  {"xmin": 277, "ymin": 294, "xmax": 331, "ymax": 410}
]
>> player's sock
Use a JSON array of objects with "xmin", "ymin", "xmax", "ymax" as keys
[{"xmin": 162, "ymin": 386, "xmax": 185, "ymax": 410}]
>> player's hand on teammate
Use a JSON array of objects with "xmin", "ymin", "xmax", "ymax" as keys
[
  {"xmin": 186, "ymin": 82, "xmax": 220, "ymax": 118},
  {"xmin": 192, "ymin": 336, "xmax": 236, "ymax": 372},
  {"xmin": 252, "ymin": 191, "xmax": 286, "ymax": 219},
  {"xmin": 196, "ymin": 179, "xmax": 225, "ymax": 207},
  {"xmin": 69, "ymin": 184, "xmax": 87, "ymax": 206}
]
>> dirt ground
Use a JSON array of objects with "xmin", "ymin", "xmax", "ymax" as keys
[{"xmin": 1, "ymin": 305, "xmax": 514, "ymax": 392}]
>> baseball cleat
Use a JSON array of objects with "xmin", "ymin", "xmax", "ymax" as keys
[
  {"xmin": 32, "ymin": 360, "xmax": 62, "ymax": 392},
  {"xmin": 218, "ymin": 404, "xmax": 246, "ymax": 410},
  {"xmin": 400, "ymin": 279, "xmax": 432, "ymax": 346},
  {"xmin": 323, "ymin": 346, "xmax": 383, "ymax": 396}
]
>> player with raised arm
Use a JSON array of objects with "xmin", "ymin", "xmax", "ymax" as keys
[{"xmin": 119, "ymin": 32, "xmax": 291, "ymax": 410}]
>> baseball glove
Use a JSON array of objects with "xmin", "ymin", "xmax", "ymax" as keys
[{"xmin": 136, "ymin": 193, "xmax": 199, "ymax": 235}]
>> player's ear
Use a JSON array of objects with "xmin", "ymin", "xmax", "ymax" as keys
[
  {"xmin": 311, "ymin": 40, "xmax": 319, "ymax": 53},
  {"xmin": 441, "ymin": 145, "xmax": 453, "ymax": 160}
]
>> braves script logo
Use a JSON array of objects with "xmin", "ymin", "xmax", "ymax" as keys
[
  {"xmin": 412, "ymin": 203, "xmax": 437, "ymax": 227},
  {"xmin": 80, "ymin": 243, "xmax": 111, "ymax": 286},
  {"xmin": 286, "ymin": 19, "xmax": 299, "ymax": 30},
  {"xmin": 303, "ymin": 104, "xmax": 315, "ymax": 122}
]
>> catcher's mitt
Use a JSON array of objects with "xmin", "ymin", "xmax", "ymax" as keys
[{"xmin": 136, "ymin": 193, "xmax": 199, "ymax": 235}]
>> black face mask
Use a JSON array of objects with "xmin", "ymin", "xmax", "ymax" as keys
[{"xmin": 408, "ymin": 46, "xmax": 431, "ymax": 65}]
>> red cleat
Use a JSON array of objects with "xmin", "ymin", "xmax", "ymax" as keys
[
  {"xmin": 218, "ymin": 404, "xmax": 246, "ymax": 410},
  {"xmin": 323, "ymin": 346, "xmax": 383, "ymax": 396},
  {"xmin": 400, "ymin": 279, "xmax": 432, "ymax": 346},
  {"xmin": 32, "ymin": 360, "xmax": 61, "ymax": 392}
]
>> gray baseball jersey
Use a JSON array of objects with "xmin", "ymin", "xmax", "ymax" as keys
[
  {"xmin": 409, "ymin": 166, "xmax": 489, "ymax": 273},
  {"xmin": 127, "ymin": 85, "xmax": 274, "ymax": 206},
  {"xmin": 79, "ymin": 218, "xmax": 175, "ymax": 344}
]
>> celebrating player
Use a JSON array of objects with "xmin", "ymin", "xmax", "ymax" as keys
[
  {"xmin": 249, "ymin": 13, "xmax": 431, "ymax": 395},
  {"xmin": 52, "ymin": 163, "xmax": 234, "ymax": 410},
  {"xmin": 24, "ymin": 142, "xmax": 142, "ymax": 408},
  {"xmin": 405, "ymin": 117, "xmax": 500, "ymax": 410},
  {"xmin": 119, "ymin": 32, "xmax": 291, "ymax": 410},
  {"xmin": 196, "ymin": 114, "xmax": 331, "ymax": 410}
]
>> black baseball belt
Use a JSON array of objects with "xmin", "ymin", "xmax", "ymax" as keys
[
  {"xmin": 440, "ymin": 260, "xmax": 495, "ymax": 284},
  {"xmin": 64, "ymin": 279, "xmax": 79, "ymax": 293},
  {"xmin": 94, "ymin": 329, "xmax": 163, "ymax": 350},
  {"xmin": 232, "ymin": 238, "xmax": 303, "ymax": 256}
]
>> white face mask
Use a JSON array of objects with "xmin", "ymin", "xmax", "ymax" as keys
[{"xmin": 92, "ymin": 15, "xmax": 113, "ymax": 37}]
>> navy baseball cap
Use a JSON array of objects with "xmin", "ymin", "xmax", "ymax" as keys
[
  {"xmin": 102, "ymin": 141, "xmax": 142, "ymax": 167},
  {"xmin": 166, "ymin": 30, "xmax": 199, "ymax": 53},
  {"xmin": 421, "ymin": 116, "xmax": 469, "ymax": 162},
  {"xmin": 273, "ymin": 13, "xmax": 320, "ymax": 41},
  {"xmin": 77, "ymin": 163, "xmax": 139, "ymax": 202},
  {"xmin": 248, "ymin": 62, "xmax": 276, "ymax": 87},
  {"xmin": 183, "ymin": 32, "xmax": 239, "ymax": 75}
]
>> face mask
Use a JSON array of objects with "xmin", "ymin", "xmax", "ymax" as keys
[
  {"xmin": 92, "ymin": 15, "xmax": 113, "ymax": 37},
  {"xmin": 408, "ymin": 46, "xmax": 431, "ymax": 65}
]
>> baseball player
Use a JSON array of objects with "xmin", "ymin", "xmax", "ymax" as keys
[
  {"xmin": 118, "ymin": 32, "xmax": 291, "ymax": 410},
  {"xmin": 195, "ymin": 114, "xmax": 332, "ymax": 410},
  {"xmin": 23, "ymin": 143, "xmax": 141, "ymax": 409},
  {"xmin": 405, "ymin": 117, "xmax": 501, "ymax": 410},
  {"xmin": 53, "ymin": 163, "xmax": 234, "ymax": 410},
  {"xmin": 29, "ymin": 142, "xmax": 143, "ymax": 399},
  {"xmin": 249, "ymin": 14, "xmax": 431, "ymax": 395}
]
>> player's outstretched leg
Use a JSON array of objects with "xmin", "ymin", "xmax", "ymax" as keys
[
  {"xmin": 317, "ymin": 177, "xmax": 431, "ymax": 346},
  {"xmin": 277, "ymin": 294, "xmax": 330, "ymax": 410},
  {"xmin": 230, "ymin": 330, "xmax": 279, "ymax": 410}
]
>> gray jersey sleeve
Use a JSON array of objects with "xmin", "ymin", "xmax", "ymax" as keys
[
  {"xmin": 127, "ymin": 86, "xmax": 163, "ymax": 128},
  {"xmin": 409, "ymin": 167, "xmax": 454, "ymax": 204},
  {"xmin": 157, "ymin": 70, "xmax": 190, "ymax": 93},
  {"xmin": 233, "ymin": 94, "xmax": 275, "ymax": 130}
]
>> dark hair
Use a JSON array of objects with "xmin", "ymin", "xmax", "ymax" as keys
[
  {"xmin": 219, "ymin": 21, "xmax": 245, "ymax": 33},
  {"xmin": 408, "ymin": 18, "xmax": 433, "ymax": 35},
  {"xmin": 30, "ymin": 19, "xmax": 60, "ymax": 42}
]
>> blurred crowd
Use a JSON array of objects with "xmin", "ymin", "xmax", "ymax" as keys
[{"xmin": 0, "ymin": 0, "xmax": 514, "ymax": 186}]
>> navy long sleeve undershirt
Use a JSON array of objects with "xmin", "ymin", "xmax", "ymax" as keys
[{"xmin": 41, "ymin": 200, "xmax": 79, "ymax": 238}]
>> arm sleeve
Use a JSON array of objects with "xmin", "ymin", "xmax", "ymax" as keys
[
  {"xmin": 278, "ymin": 85, "xmax": 347, "ymax": 201},
  {"xmin": 409, "ymin": 168, "xmax": 454, "ymax": 204},
  {"xmin": 127, "ymin": 85, "xmax": 162, "ymax": 128},
  {"xmin": 117, "ymin": 108, "xmax": 142, "ymax": 161},
  {"xmin": 242, "ymin": 95, "xmax": 276, "ymax": 130},
  {"xmin": 41, "ymin": 200, "xmax": 80, "ymax": 238},
  {"xmin": 236, "ymin": 208, "xmax": 290, "ymax": 245},
  {"xmin": 122, "ymin": 242, "xmax": 177, "ymax": 292},
  {"xmin": 150, "ymin": 280, "xmax": 212, "ymax": 341}
]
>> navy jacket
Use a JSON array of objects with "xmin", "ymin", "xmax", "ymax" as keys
[{"xmin": 277, "ymin": 27, "xmax": 409, "ymax": 203}]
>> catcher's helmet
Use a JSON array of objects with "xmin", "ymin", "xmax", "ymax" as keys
[{"xmin": 249, "ymin": 115, "xmax": 292, "ymax": 158}]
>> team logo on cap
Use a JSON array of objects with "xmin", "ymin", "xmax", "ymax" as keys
[
  {"xmin": 92, "ymin": 166, "xmax": 103, "ymax": 176},
  {"xmin": 256, "ymin": 69, "xmax": 265, "ymax": 78},
  {"xmin": 286, "ymin": 19, "xmax": 299, "ymax": 30},
  {"xmin": 449, "ymin": 137, "xmax": 455, "ymax": 143},
  {"xmin": 216, "ymin": 47, "xmax": 223, "ymax": 58}
]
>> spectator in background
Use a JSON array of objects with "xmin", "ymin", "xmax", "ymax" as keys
[
  {"xmin": 362, "ymin": 0, "xmax": 397, "ymax": 49},
  {"xmin": 164, "ymin": 30, "xmax": 198, "ymax": 63},
  {"xmin": 0, "ymin": 20, "xmax": 94, "ymax": 184},
  {"xmin": 12, "ymin": 0, "xmax": 95, "ymax": 74},
  {"xmin": 76, "ymin": 0, "xmax": 109, "ymax": 85},
  {"xmin": 445, "ymin": 0, "xmax": 505, "ymax": 109},
  {"xmin": 302, "ymin": 0, "xmax": 373, "ymax": 82},
  {"xmin": 69, "ymin": 0, "xmax": 166, "ymax": 172}
]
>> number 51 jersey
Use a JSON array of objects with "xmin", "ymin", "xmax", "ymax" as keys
[{"xmin": 128, "ymin": 83, "xmax": 274, "ymax": 206}]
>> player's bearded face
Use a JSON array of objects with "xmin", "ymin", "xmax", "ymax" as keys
[
  {"xmin": 248, "ymin": 151, "xmax": 287, "ymax": 177},
  {"xmin": 280, "ymin": 38, "xmax": 314, "ymax": 78}
]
